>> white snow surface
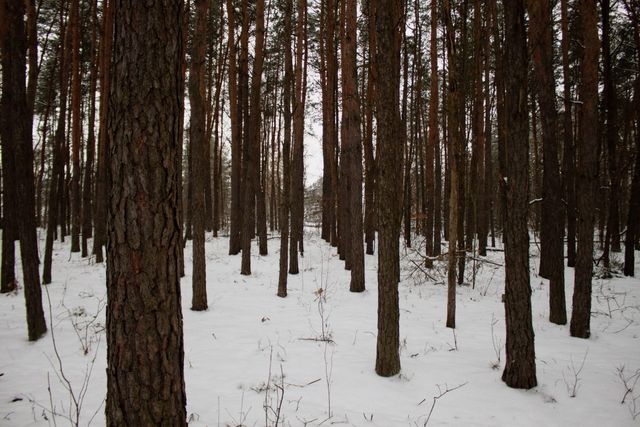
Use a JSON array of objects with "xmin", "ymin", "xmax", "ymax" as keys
[{"xmin": 1, "ymin": 230, "xmax": 639, "ymax": 426}]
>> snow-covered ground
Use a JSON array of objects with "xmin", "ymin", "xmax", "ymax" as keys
[{"xmin": 1, "ymin": 230, "xmax": 639, "ymax": 426}]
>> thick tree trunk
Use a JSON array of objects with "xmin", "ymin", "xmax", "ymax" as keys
[
  {"xmin": 502, "ymin": 0, "xmax": 537, "ymax": 389},
  {"xmin": 106, "ymin": 0, "xmax": 187, "ymax": 424},
  {"xmin": 570, "ymin": 0, "xmax": 600, "ymax": 339},
  {"xmin": 527, "ymin": 0, "xmax": 566, "ymax": 325},
  {"xmin": 1, "ymin": 0, "xmax": 48, "ymax": 341},
  {"xmin": 374, "ymin": 0, "xmax": 403, "ymax": 377}
]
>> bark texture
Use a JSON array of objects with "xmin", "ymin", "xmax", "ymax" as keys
[
  {"xmin": 502, "ymin": 0, "xmax": 537, "ymax": 389},
  {"xmin": 570, "ymin": 0, "xmax": 600, "ymax": 339},
  {"xmin": 1, "ymin": 0, "xmax": 48, "ymax": 341},
  {"xmin": 374, "ymin": 0, "xmax": 403, "ymax": 377},
  {"xmin": 106, "ymin": 1, "xmax": 187, "ymax": 424}
]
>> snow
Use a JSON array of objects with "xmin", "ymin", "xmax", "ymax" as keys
[{"xmin": 1, "ymin": 230, "xmax": 639, "ymax": 426}]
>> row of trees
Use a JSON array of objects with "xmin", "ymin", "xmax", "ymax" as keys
[{"xmin": 1, "ymin": 0, "xmax": 640, "ymax": 423}]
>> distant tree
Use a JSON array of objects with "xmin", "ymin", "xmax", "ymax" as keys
[
  {"xmin": 374, "ymin": 0, "xmax": 403, "ymax": 377},
  {"xmin": 105, "ymin": 0, "xmax": 187, "ymax": 423}
]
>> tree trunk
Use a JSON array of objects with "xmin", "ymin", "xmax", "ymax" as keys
[
  {"xmin": 363, "ymin": 0, "xmax": 377, "ymax": 256},
  {"xmin": 289, "ymin": 0, "xmax": 306, "ymax": 275},
  {"xmin": 82, "ymin": 0, "xmax": 99, "ymax": 258},
  {"xmin": 374, "ymin": 0, "xmax": 403, "ymax": 377},
  {"xmin": 602, "ymin": 0, "xmax": 621, "ymax": 270},
  {"xmin": 527, "ymin": 0, "xmax": 566, "ymax": 325},
  {"xmin": 624, "ymin": 3, "xmax": 640, "ymax": 277},
  {"xmin": 570, "ymin": 0, "xmax": 600, "ymax": 339},
  {"xmin": 1, "ymin": 0, "xmax": 48, "ymax": 341},
  {"xmin": 502, "ymin": 0, "xmax": 537, "ymax": 389},
  {"xmin": 106, "ymin": 0, "xmax": 187, "ymax": 423},
  {"xmin": 227, "ymin": 0, "xmax": 242, "ymax": 255},
  {"xmin": 278, "ymin": 0, "xmax": 294, "ymax": 297},
  {"xmin": 341, "ymin": 0, "xmax": 365, "ymax": 292},
  {"xmin": 70, "ymin": 0, "xmax": 81, "ymax": 253},
  {"xmin": 189, "ymin": 0, "xmax": 209, "ymax": 309},
  {"xmin": 43, "ymin": 5, "xmax": 70, "ymax": 284},
  {"xmin": 561, "ymin": 0, "xmax": 576, "ymax": 268}
]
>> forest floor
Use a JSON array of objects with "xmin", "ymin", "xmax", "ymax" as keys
[{"xmin": 1, "ymin": 229, "xmax": 639, "ymax": 426}]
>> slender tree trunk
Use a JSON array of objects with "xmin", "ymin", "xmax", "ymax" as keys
[
  {"xmin": 570, "ymin": 0, "xmax": 600, "ymax": 339},
  {"xmin": 43, "ymin": 5, "xmax": 70, "ymax": 284},
  {"xmin": 70, "ymin": 0, "xmax": 81, "ymax": 253},
  {"xmin": 242, "ymin": 0, "xmax": 266, "ymax": 274},
  {"xmin": 278, "ymin": 0, "xmax": 294, "ymax": 297},
  {"xmin": 502, "ymin": 0, "xmax": 537, "ymax": 389},
  {"xmin": 561, "ymin": 0, "xmax": 576, "ymax": 268},
  {"xmin": 106, "ymin": 0, "xmax": 187, "ymax": 423},
  {"xmin": 227, "ymin": 0, "xmax": 242, "ymax": 255},
  {"xmin": 190, "ymin": 0, "xmax": 210, "ymax": 309},
  {"xmin": 93, "ymin": 0, "xmax": 113, "ymax": 264},
  {"xmin": 602, "ymin": 0, "xmax": 621, "ymax": 270},
  {"xmin": 364, "ymin": 0, "xmax": 377, "ymax": 256},
  {"xmin": 425, "ymin": 0, "xmax": 438, "ymax": 266},
  {"xmin": 1, "ymin": 0, "xmax": 48, "ymax": 341},
  {"xmin": 289, "ymin": 0, "xmax": 306, "ymax": 274},
  {"xmin": 527, "ymin": 0, "xmax": 566, "ymax": 325},
  {"xmin": 443, "ymin": 0, "xmax": 464, "ymax": 328},
  {"xmin": 82, "ymin": 0, "xmax": 99, "ymax": 258},
  {"xmin": 374, "ymin": 0, "xmax": 403, "ymax": 377},
  {"xmin": 624, "ymin": 3, "xmax": 640, "ymax": 277},
  {"xmin": 341, "ymin": 0, "xmax": 365, "ymax": 292}
]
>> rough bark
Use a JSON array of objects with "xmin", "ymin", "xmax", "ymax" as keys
[
  {"xmin": 82, "ymin": 0, "xmax": 99, "ymax": 258},
  {"xmin": 189, "ymin": 0, "xmax": 209, "ymax": 309},
  {"xmin": 289, "ymin": 0, "xmax": 306, "ymax": 275},
  {"xmin": 106, "ymin": 0, "xmax": 187, "ymax": 424},
  {"xmin": 561, "ymin": 0, "xmax": 576, "ymax": 268},
  {"xmin": 374, "ymin": 0, "xmax": 403, "ymax": 377},
  {"xmin": 341, "ymin": 0, "xmax": 365, "ymax": 292},
  {"xmin": 93, "ymin": 0, "xmax": 113, "ymax": 264},
  {"xmin": 70, "ymin": 0, "xmax": 81, "ymax": 253},
  {"xmin": 1, "ymin": 0, "xmax": 48, "ymax": 341},
  {"xmin": 43, "ymin": 4, "xmax": 70, "ymax": 284},
  {"xmin": 624, "ymin": 2, "xmax": 640, "ymax": 277},
  {"xmin": 227, "ymin": 0, "xmax": 242, "ymax": 255},
  {"xmin": 527, "ymin": 0, "xmax": 566, "ymax": 325},
  {"xmin": 570, "ymin": 0, "xmax": 600, "ymax": 339},
  {"xmin": 278, "ymin": 0, "xmax": 294, "ymax": 297},
  {"xmin": 502, "ymin": 0, "xmax": 537, "ymax": 389}
]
